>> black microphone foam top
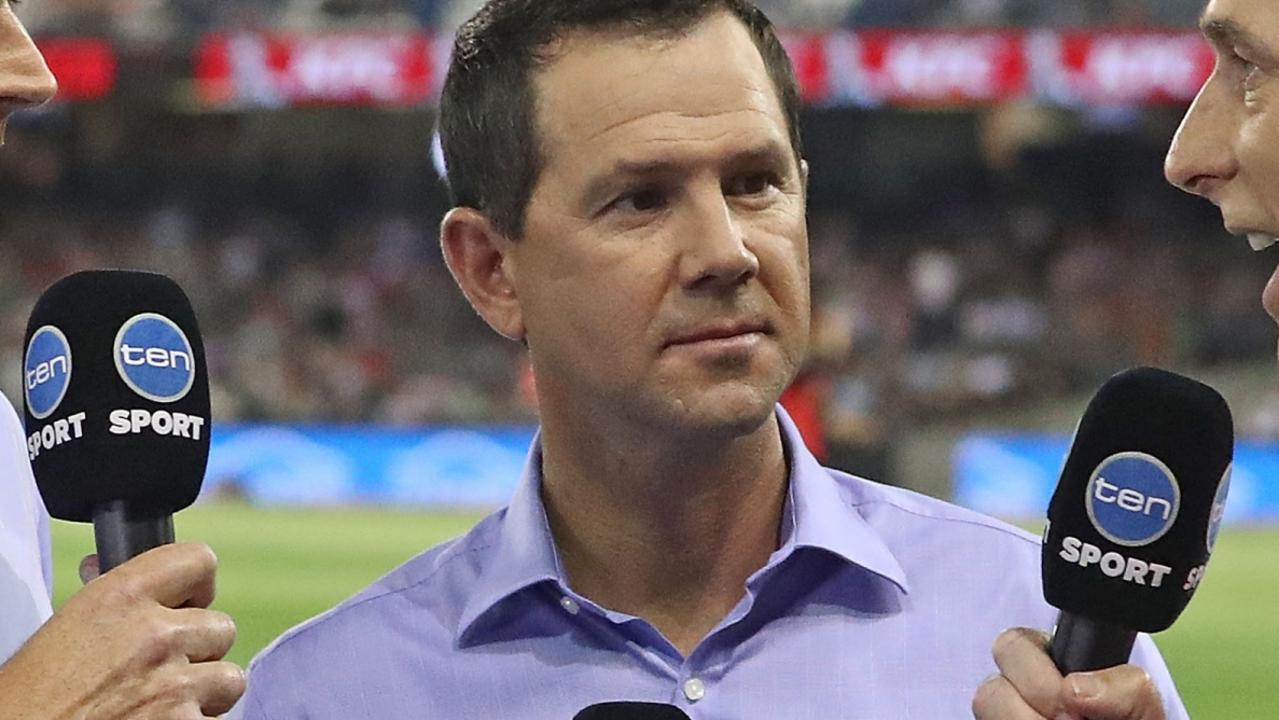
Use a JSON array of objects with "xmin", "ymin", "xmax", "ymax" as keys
[
  {"xmin": 1043, "ymin": 367, "xmax": 1233, "ymax": 633},
  {"xmin": 23, "ymin": 270, "xmax": 210, "ymax": 521},
  {"xmin": 573, "ymin": 703, "xmax": 692, "ymax": 720}
]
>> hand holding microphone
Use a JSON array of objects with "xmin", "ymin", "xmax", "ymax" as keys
[
  {"xmin": 0, "ymin": 270, "xmax": 244, "ymax": 718},
  {"xmin": 975, "ymin": 368, "xmax": 1233, "ymax": 720},
  {"xmin": 0, "ymin": 543, "xmax": 243, "ymax": 719}
]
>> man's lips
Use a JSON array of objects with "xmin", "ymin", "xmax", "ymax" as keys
[
  {"xmin": 665, "ymin": 321, "xmax": 771, "ymax": 347},
  {"xmin": 0, "ymin": 98, "xmax": 29, "ymax": 117},
  {"xmin": 1226, "ymin": 223, "xmax": 1279, "ymax": 252},
  {"xmin": 1221, "ymin": 218, "xmax": 1278, "ymax": 251},
  {"xmin": 1248, "ymin": 233, "xmax": 1279, "ymax": 252}
]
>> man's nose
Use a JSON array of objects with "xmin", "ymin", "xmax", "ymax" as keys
[
  {"xmin": 0, "ymin": 23, "xmax": 59, "ymax": 114},
  {"xmin": 679, "ymin": 192, "xmax": 761, "ymax": 293},
  {"xmin": 1164, "ymin": 80, "xmax": 1235, "ymax": 199}
]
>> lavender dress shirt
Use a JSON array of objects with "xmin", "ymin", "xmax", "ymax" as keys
[{"xmin": 231, "ymin": 407, "xmax": 1188, "ymax": 719}]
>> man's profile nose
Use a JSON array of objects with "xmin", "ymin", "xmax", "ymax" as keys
[
  {"xmin": 1164, "ymin": 91, "xmax": 1234, "ymax": 199},
  {"xmin": 1165, "ymin": 138, "xmax": 1221, "ymax": 198},
  {"xmin": 0, "ymin": 28, "xmax": 59, "ymax": 114}
]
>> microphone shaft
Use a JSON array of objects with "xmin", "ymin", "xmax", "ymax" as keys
[
  {"xmin": 93, "ymin": 499, "xmax": 175, "ymax": 572},
  {"xmin": 1050, "ymin": 613, "xmax": 1138, "ymax": 674}
]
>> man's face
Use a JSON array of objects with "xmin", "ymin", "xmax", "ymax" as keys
[
  {"xmin": 510, "ymin": 12, "xmax": 810, "ymax": 437},
  {"xmin": 0, "ymin": 1, "xmax": 57, "ymax": 146},
  {"xmin": 1166, "ymin": 0, "xmax": 1279, "ymax": 336}
]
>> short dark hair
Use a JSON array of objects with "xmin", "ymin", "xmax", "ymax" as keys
[{"xmin": 438, "ymin": 0, "xmax": 803, "ymax": 238}]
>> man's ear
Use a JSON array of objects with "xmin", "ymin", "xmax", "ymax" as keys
[{"xmin": 440, "ymin": 208, "xmax": 526, "ymax": 342}]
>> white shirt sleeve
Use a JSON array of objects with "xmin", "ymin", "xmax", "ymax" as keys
[
  {"xmin": 0, "ymin": 391, "xmax": 54, "ymax": 664},
  {"xmin": 1132, "ymin": 632, "xmax": 1190, "ymax": 720}
]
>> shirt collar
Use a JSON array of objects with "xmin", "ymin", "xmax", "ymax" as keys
[
  {"xmin": 457, "ymin": 405, "xmax": 910, "ymax": 645},
  {"xmin": 457, "ymin": 436, "xmax": 562, "ymax": 646},
  {"xmin": 774, "ymin": 406, "xmax": 910, "ymax": 595}
]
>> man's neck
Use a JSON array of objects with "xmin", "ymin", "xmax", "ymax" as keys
[{"xmin": 538, "ymin": 409, "xmax": 789, "ymax": 657}]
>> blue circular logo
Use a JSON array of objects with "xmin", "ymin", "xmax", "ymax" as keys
[
  {"xmin": 24, "ymin": 325, "xmax": 72, "ymax": 420},
  {"xmin": 1207, "ymin": 464, "xmax": 1231, "ymax": 553},
  {"xmin": 1085, "ymin": 452, "xmax": 1180, "ymax": 547},
  {"xmin": 113, "ymin": 313, "xmax": 196, "ymax": 403}
]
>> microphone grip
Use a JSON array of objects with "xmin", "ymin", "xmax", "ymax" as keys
[
  {"xmin": 92, "ymin": 499, "xmax": 175, "ymax": 573},
  {"xmin": 1049, "ymin": 613, "xmax": 1138, "ymax": 674}
]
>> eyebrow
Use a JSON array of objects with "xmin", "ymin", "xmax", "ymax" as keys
[{"xmin": 1200, "ymin": 15, "xmax": 1279, "ymax": 66}]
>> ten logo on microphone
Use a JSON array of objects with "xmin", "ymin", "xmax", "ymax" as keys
[
  {"xmin": 1206, "ymin": 465, "xmax": 1231, "ymax": 553},
  {"xmin": 113, "ymin": 313, "xmax": 196, "ymax": 403},
  {"xmin": 1085, "ymin": 452, "xmax": 1181, "ymax": 547},
  {"xmin": 25, "ymin": 326, "xmax": 73, "ymax": 420}
]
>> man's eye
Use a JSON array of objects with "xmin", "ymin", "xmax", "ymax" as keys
[
  {"xmin": 1230, "ymin": 53, "xmax": 1262, "ymax": 90},
  {"xmin": 729, "ymin": 173, "xmax": 779, "ymax": 196},
  {"xmin": 611, "ymin": 188, "xmax": 668, "ymax": 214}
]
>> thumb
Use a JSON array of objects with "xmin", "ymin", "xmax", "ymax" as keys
[
  {"xmin": 1064, "ymin": 668, "xmax": 1165, "ymax": 720},
  {"xmin": 78, "ymin": 554, "xmax": 100, "ymax": 585}
]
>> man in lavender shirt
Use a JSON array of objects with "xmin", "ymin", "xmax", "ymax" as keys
[{"xmin": 233, "ymin": 1, "xmax": 1184, "ymax": 717}]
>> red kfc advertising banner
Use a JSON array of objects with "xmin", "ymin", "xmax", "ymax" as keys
[
  {"xmin": 194, "ymin": 32, "xmax": 440, "ymax": 107},
  {"xmin": 191, "ymin": 29, "xmax": 1213, "ymax": 110},
  {"xmin": 37, "ymin": 38, "xmax": 117, "ymax": 101},
  {"xmin": 777, "ymin": 32, "xmax": 830, "ymax": 104},
  {"xmin": 1028, "ymin": 31, "xmax": 1216, "ymax": 105},
  {"xmin": 825, "ymin": 31, "xmax": 1029, "ymax": 106}
]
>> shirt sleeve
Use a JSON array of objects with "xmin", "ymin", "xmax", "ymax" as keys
[
  {"xmin": 8, "ymin": 394, "xmax": 53, "ymax": 607},
  {"xmin": 227, "ymin": 638, "xmax": 308, "ymax": 720},
  {"xmin": 226, "ymin": 689, "xmax": 271, "ymax": 720},
  {"xmin": 35, "ymin": 494, "xmax": 52, "ymax": 601},
  {"xmin": 0, "ymin": 393, "xmax": 53, "ymax": 663},
  {"xmin": 1131, "ymin": 633, "xmax": 1190, "ymax": 720}
]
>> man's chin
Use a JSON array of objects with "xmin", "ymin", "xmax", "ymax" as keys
[{"xmin": 661, "ymin": 388, "xmax": 780, "ymax": 439}]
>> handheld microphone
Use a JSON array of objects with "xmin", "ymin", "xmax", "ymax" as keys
[
  {"xmin": 23, "ymin": 270, "xmax": 211, "ymax": 572},
  {"xmin": 573, "ymin": 703, "xmax": 692, "ymax": 719},
  {"xmin": 1042, "ymin": 367, "xmax": 1233, "ymax": 673}
]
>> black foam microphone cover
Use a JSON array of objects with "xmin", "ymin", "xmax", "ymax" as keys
[
  {"xmin": 573, "ymin": 703, "xmax": 692, "ymax": 719},
  {"xmin": 23, "ymin": 270, "xmax": 210, "ymax": 566},
  {"xmin": 1043, "ymin": 367, "xmax": 1232, "ymax": 670}
]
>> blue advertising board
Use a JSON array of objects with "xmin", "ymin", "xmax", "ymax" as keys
[
  {"xmin": 204, "ymin": 424, "xmax": 1278, "ymax": 522},
  {"xmin": 954, "ymin": 434, "xmax": 1279, "ymax": 523},
  {"xmin": 204, "ymin": 424, "xmax": 537, "ymax": 507}
]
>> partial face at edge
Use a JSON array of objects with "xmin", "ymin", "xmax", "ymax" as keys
[
  {"xmin": 1165, "ymin": 0, "xmax": 1279, "ymax": 342},
  {"xmin": 0, "ymin": 2, "xmax": 57, "ymax": 146}
]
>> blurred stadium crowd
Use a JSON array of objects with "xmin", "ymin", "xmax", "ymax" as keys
[
  {"xmin": 3, "ymin": 113, "xmax": 1273, "ymax": 482},
  {"xmin": 16, "ymin": 0, "xmax": 1207, "ymax": 38},
  {"xmin": 6, "ymin": 0, "xmax": 1275, "ymax": 486}
]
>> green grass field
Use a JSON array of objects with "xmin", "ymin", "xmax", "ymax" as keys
[{"xmin": 51, "ymin": 505, "xmax": 1279, "ymax": 717}]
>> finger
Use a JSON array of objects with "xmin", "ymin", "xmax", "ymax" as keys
[
  {"xmin": 1063, "ymin": 666, "xmax": 1165, "ymax": 720},
  {"xmin": 972, "ymin": 673, "xmax": 1055, "ymax": 720},
  {"xmin": 79, "ymin": 554, "xmax": 100, "ymax": 584},
  {"xmin": 167, "ymin": 608, "xmax": 237, "ymax": 663},
  {"xmin": 991, "ymin": 628, "xmax": 1070, "ymax": 718},
  {"xmin": 189, "ymin": 660, "xmax": 248, "ymax": 717},
  {"xmin": 110, "ymin": 543, "xmax": 218, "ymax": 609}
]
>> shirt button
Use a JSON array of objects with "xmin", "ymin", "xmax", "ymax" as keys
[
  {"xmin": 682, "ymin": 677, "xmax": 706, "ymax": 702},
  {"xmin": 559, "ymin": 596, "xmax": 580, "ymax": 615}
]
